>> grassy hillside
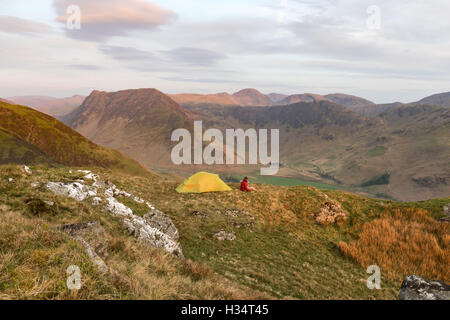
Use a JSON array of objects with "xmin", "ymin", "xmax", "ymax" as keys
[
  {"xmin": 0, "ymin": 101, "xmax": 152, "ymax": 177},
  {"xmin": 0, "ymin": 130, "xmax": 55, "ymax": 166},
  {"xmin": 1, "ymin": 164, "xmax": 447, "ymax": 299}
]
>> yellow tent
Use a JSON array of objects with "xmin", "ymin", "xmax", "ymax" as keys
[{"xmin": 176, "ymin": 172, "xmax": 232, "ymax": 193}]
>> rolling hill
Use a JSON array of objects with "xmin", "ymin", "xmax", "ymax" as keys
[{"xmin": 0, "ymin": 100, "xmax": 151, "ymax": 177}]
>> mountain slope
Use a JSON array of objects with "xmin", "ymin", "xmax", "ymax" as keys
[
  {"xmin": 268, "ymin": 93, "xmax": 288, "ymax": 103},
  {"xmin": 0, "ymin": 98, "xmax": 14, "ymax": 104},
  {"xmin": 324, "ymin": 93, "xmax": 375, "ymax": 109},
  {"xmin": 65, "ymin": 89, "xmax": 193, "ymax": 169},
  {"xmin": 0, "ymin": 129, "xmax": 55, "ymax": 165},
  {"xmin": 8, "ymin": 95, "xmax": 85, "ymax": 119},
  {"xmin": 414, "ymin": 91, "xmax": 450, "ymax": 108},
  {"xmin": 279, "ymin": 93, "xmax": 330, "ymax": 105},
  {"xmin": 0, "ymin": 101, "xmax": 151, "ymax": 176},
  {"xmin": 170, "ymin": 93, "xmax": 240, "ymax": 106}
]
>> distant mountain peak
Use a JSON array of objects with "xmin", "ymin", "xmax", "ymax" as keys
[
  {"xmin": 324, "ymin": 93, "xmax": 375, "ymax": 109},
  {"xmin": 233, "ymin": 88, "xmax": 263, "ymax": 95},
  {"xmin": 232, "ymin": 88, "xmax": 272, "ymax": 106},
  {"xmin": 64, "ymin": 88, "xmax": 193, "ymax": 169}
]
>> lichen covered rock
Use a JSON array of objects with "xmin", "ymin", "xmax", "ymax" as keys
[{"xmin": 398, "ymin": 275, "xmax": 450, "ymax": 300}]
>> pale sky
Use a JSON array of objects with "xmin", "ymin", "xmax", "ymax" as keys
[{"xmin": 1, "ymin": 0, "xmax": 449, "ymax": 103}]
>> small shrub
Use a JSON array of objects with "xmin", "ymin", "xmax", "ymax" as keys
[{"xmin": 24, "ymin": 198, "xmax": 59, "ymax": 217}]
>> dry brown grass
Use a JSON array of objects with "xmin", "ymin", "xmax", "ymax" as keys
[{"xmin": 338, "ymin": 208, "xmax": 449, "ymax": 282}]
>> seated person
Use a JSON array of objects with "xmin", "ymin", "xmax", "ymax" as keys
[{"xmin": 240, "ymin": 177, "xmax": 256, "ymax": 192}]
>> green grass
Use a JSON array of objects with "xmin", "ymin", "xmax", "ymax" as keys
[
  {"xmin": 366, "ymin": 146, "xmax": 387, "ymax": 158},
  {"xmin": 251, "ymin": 175, "xmax": 340, "ymax": 190}
]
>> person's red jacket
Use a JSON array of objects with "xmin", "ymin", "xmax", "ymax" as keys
[{"xmin": 241, "ymin": 179, "xmax": 251, "ymax": 192}]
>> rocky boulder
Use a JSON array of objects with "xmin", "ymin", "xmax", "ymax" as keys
[
  {"xmin": 314, "ymin": 201, "xmax": 347, "ymax": 225},
  {"xmin": 58, "ymin": 222, "xmax": 109, "ymax": 260},
  {"xmin": 398, "ymin": 275, "xmax": 450, "ymax": 300},
  {"xmin": 144, "ymin": 209, "xmax": 180, "ymax": 241},
  {"xmin": 214, "ymin": 230, "xmax": 236, "ymax": 241}
]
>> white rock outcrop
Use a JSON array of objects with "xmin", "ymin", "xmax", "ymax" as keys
[
  {"xmin": 123, "ymin": 215, "xmax": 183, "ymax": 258},
  {"xmin": 46, "ymin": 182, "xmax": 97, "ymax": 202},
  {"xmin": 105, "ymin": 197, "xmax": 133, "ymax": 217},
  {"xmin": 46, "ymin": 171, "xmax": 183, "ymax": 258},
  {"xmin": 91, "ymin": 197, "xmax": 102, "ymax": 206}
]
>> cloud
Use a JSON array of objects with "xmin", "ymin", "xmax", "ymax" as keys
[
  {"xmin": 163, "ymin": 47, "xmax": 226, "ymax": 66},
  {"xmin": 160, "ymin": 76, "xmax": 238, "ymax": 84},
  {"xmin": 53, "ymin": 0, "xmax": 176, "ymax": 42},
  {"xmin": 0, "ymin": 15, "xmax": 52, "ymax": 35},
  {"xmin": 100, "ymin": 45, "xmax": 227, "ymax": 72},
  {"xmin": 100, "ymin": 45, "xmax": 169, "ymax": 72},
  {"xmin": 70, "ymin": 64, "xmax": 104, "ymax": 70},
  {"xmin": 100, "ymin": 45, "xmax": 159, "ymax": 62}
]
